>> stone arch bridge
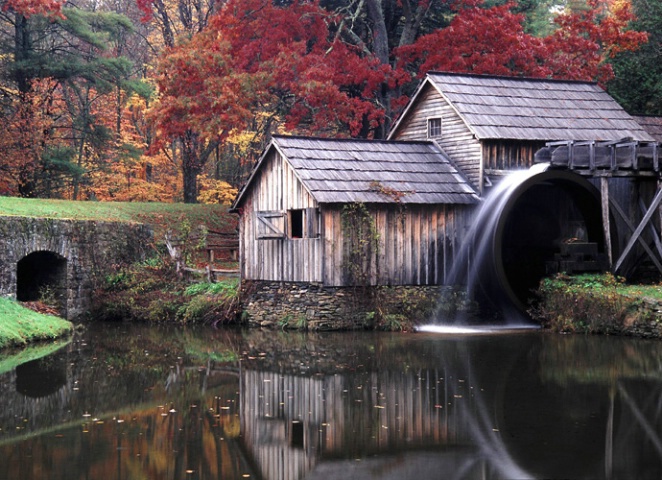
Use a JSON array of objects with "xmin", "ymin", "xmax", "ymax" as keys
[{"xmin": 0, "ymin": 216, "xmax": 151, "ymax": 320}]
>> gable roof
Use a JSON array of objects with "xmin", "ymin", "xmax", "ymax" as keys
[
  {"xmin": 391, "ymin": 72, "xmax": 655, "ymax": 142},
  {"xmin": 232, "ymin": 135, "xmax": 479, "ymax": 209}
]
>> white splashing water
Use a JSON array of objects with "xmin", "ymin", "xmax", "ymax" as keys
[
  {"xmin": 447, "ymin": 163, "xmax": 551, "ymax": 291},
  {"xmin": 421, "ymin": 164, "xmax": 550, "ymax": 332},
  {"xmin": 416, "ymin": 324, "xmax": 540, "ymax": 335}
]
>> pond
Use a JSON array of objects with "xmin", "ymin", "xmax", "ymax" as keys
[{"xmin": 1, "ymin": 322, "xmax": 662, "ymax": 479}]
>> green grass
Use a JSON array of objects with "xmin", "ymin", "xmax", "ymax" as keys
[
  {"xmin": 0, "ymin": 196, "xmax": 236, "ymax": 237},
  {"xmin": 0, "ymin": 297, "xmax": 73, "ymax": 349},
  {"xmin": 542, "ymin": 273, "xmax": 662, "ymax": 301}
]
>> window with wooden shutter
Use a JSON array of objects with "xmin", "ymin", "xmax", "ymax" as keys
[
  {"xmin": 305, "ymin": 207, "xmax": 320, "ymax": 238},
  {"xmin": 256, "ymin": 211, "xmax": 285, "ymax": 239}
]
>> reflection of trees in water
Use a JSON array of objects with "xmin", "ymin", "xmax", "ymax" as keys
[
  {"xmin": 0, "ymin": 324, "xmax": 252, "ymax": 479},
  {"xmin": 0, "ymin": 389, "xmax": 248, "ymax": 479}
]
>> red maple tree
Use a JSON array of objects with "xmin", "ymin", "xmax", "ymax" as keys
[
  {"xmin": 395, "ymin": 0, "xmax": 647, "ymax": 85},
  {"xmin": 149, "ymin": 0, "xmax": 395, "ymax": 201},
  {"xmin": 396, "ymin": 0, "xmax": 552, "ymax": 78},
  {"xmin": 2, "ymin": 0, "xmax": 64, "ymax": 18},
  {"xmin": 544, "ymin": 0, "xmax": 648, "ymax": 85}
]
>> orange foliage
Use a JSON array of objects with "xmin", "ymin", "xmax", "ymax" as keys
[{"xmin": 2, "ymin": 0, "xmax": 65, "ymax": 18}]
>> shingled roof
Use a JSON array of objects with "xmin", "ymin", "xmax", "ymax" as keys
[
  {"xmin": 233, "ymin": 136, "xmax": 479, "ymax": 207},
  {"xmin": 632, "ymin": 115, "xmax": 662, "ymax": 143},
  {"xmin": 412, "ymin": 72, "xmax": 655, "ymax": 142}
]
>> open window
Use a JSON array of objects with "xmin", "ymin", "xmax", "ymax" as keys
[
  {"xmin": 428, "ymin": 117, "xmax": 442, "ymax": 138},
  {"xmin": 290, "ymin": 209, "xmax": 304, "ymax": 238},
  {"xmin": 288, "ymin": 208, "xmax": 319, "ymax": 239},
  {"xmin": 290, "ymin": 420, "xmax": 304, "ymax": 449}
]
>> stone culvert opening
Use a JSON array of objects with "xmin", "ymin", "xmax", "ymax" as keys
[{"xmin": 16, "ymin": 251, "xmax": 67, "ymax": 313}]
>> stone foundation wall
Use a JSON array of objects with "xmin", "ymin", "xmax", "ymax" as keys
[{"xmin": 240, "ymin": 280, "xmax": 463, "ymax": 330}]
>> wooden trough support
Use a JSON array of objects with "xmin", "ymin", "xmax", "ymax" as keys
[
  {"xmin": 537, "ymin": 140, "xmax": 662, "ymax": 278},
  {"xmin": 536, "ymin": 139, "xmax": 660, "ymax": 172},
  {"xmin": 611, "ymin": 185, "xmax": 662, "ymax": 275}
]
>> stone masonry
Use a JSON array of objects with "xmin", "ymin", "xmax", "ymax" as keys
[
  {"xmin": 0, "ymin": 216, "xmax": 151, "ymax": 320},
  {"xmin": 241, "ymin": 280, "xmax": 457, "ymax": 330}
]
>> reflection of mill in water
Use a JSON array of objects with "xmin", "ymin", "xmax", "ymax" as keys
[{"xmin": 239, "ymin": 336, "xmax": 662, "ymax": 480}]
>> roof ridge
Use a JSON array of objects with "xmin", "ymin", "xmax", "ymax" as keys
[
  {"xmin": 272, "ymin": 134, "xmax": 436, "ymax": 146},
  {"xmin": 426, "ymin": 71, "xmax": 598, "ymax": 86}
]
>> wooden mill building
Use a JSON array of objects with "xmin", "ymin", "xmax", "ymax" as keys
[
  {"xmin": 232, "ymin": 137, "xmax": 478, "ymax": 288},
  {"xmin": 232, "ymin": 72, "xmax": 657, "ymax": 327}
]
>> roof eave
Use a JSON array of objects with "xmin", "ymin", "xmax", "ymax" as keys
[{"xmin": 230, "ymin": 139, "xmax": 277, "ymax": 212}]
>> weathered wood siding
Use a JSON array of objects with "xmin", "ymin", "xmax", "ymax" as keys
[
  {"xmin": 482, "ymin": 140, "xmax": 546, "ymax": 171},
  {"xmin": 321, "ymin": 203, "xmax": 472, "ymax": 286},
  {"xmin": 239, "ymin": 150, "xmax": 323, "ymax": 282},
  {"xmin": 391, "ymin": 85, "xmax": 483, "ymax": 191}
]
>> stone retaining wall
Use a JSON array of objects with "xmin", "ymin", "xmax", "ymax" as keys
[
  {"xmin": 0, "ymin": 216, "xmax": 152, "ymax": 320},
  {"xmin": 241, "ymin": 280, "xmax": 462, "ymax": 330}
]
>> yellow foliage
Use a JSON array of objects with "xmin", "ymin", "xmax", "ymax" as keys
[{"xmin": 197, "ymin": 176, "xmax": 238, "ymax": 205}]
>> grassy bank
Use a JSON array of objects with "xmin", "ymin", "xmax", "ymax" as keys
[
  {"xmin": 531, "ymin": 273, "xmax": 662, "ymax": 337},
  {"xmin": 0, "ymin": 298, "xmax": 73, "ymax": 349},
  {"xmin": 0, "ymin": 196, "xmax": 236, "ymax": 238}
]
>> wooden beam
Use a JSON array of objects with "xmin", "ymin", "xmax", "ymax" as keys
[
  {"xmin": 601, "ymin": 177, "xmax": 612, "ymax": 267},
  {"xmin": 613, "ymin": 186, "xmax": 662, "ymax": 274},
  {"xmin": 609, "ymin": 198, "xmax": 662, "ymax": 273},
  {"xmin": 638, "ymin": 197, "xmax": 662, "ymax": 262}
]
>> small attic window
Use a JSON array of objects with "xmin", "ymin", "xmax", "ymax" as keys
[{"xmin": 428, "ymin": 117, "xmax": 442, "ymax": 138}]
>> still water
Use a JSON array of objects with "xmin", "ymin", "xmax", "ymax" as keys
[{"xmin": 1, "ymin": 323, "xmax": 662, "ymax": 479}]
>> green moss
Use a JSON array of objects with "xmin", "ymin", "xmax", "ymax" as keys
[{"xmin": 0, "ymin": 298, "xmax": 73, "ymax": 349}]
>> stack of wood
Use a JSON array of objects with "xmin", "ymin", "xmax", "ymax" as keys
[{"xmin": 545, "ymin": 241, "xmax": 609, "ymax": 275}]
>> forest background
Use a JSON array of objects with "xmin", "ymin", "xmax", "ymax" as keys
[{"xmin": 0, "ymin": 0, "xmax": 659, "ymax": 204}]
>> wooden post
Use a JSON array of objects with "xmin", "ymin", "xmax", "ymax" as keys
[{"xmin": 601, "ymin": 177, "xmax": 613, "ymax": 268}]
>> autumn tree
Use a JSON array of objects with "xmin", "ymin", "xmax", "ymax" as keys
[
  {"xmin": 149, "ymin": 0, "xmax": 391, "ymax": 203},
  {"xmin": 0, "ymin": 1, "xmax": 148, "ymax": 198},
  {"xmin": 395, "ymin": 0, "xmax": 647, "ymax": 84},
  {"xmin": 395, "ymin": 0, "xmax": 552, "ymax": 78},
  {"xmin": 543, "ymin": 0, "xmax": 648, "ymax": 85}
]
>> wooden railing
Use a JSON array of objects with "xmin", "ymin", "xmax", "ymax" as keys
[{"xmin": 165, "ymin": 228, "xmax": 239, "ymax": 281}]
